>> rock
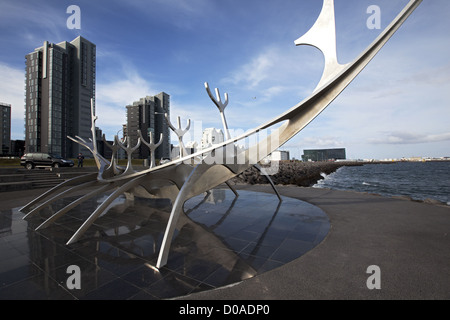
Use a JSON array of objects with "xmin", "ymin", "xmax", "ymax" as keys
[
  {"xmin": 231, "ymin": 161, "xmax": 362, "ymax": 187},
  {"xmin": 423, "ymin": 198, "xmax": 445, "ymax": 205},
  {"xmin": 391, "ymin": 195, "xmax": 413, "ymax": 201}
]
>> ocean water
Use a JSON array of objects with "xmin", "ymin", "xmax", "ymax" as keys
[{"xmin": 313, "ymin": 161, "xmax": 450, "ymax": 205}]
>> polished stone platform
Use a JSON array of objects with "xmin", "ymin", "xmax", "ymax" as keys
[{"xmin": 0, "ymin": 188, "xmax": 329, "ymax": 300}]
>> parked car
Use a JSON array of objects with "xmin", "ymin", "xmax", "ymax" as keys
[{"xmin": 20, "ymin": 153, "xmax": 74, "ymax": 170}]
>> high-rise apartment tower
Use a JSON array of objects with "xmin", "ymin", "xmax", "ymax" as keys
[
  {"xmin": 24, "ymin": 36, "xmax": 96, "ymax": 158},
  {"xmin": 0, "ymin": 103, "xmax": 11, "ymax": 155},
  {"xmin": 126, "ymin": 92, "xmax": 171, "ymax": 161}
]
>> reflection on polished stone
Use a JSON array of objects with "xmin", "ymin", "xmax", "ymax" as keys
[{"xmin": 0, "ymin": 188, "xmax": 329, "ymax": 300}]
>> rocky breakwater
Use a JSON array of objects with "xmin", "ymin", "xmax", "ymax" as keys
[{"xmin": 231, "ymin": 161, "xmax": 363, "ymax": 187}]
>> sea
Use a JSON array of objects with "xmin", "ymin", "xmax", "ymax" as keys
[{"xmin": 313, "ymin": 161, "xmax": 450, "ymax": 206}]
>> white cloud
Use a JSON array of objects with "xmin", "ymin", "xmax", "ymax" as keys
[
  {"xmin": 301, "ymin": 39, "xmax": 450, "ymax": 150},
  {"xmin": 124, "ymin": 0, "xmax": 212, "ymax": 15},
  {"xmin": 120, "ymin": 0, "xmax": 214, "ymax": 30},
  {"xmin": 369, "ymin": 132, "xmax": 450, "ymax": 145},
  {"xmin": 223, "ymin": 46, "xmax": 321, "ymax": 90},
  {"xmin": 95, "ymin": 64, "xmax": 156, "ymax": 135},
  {"xmin": 0, "ymin": 63, "xmax": 26, "ymax": 140},
  {"xmin": 0, "ymin": 63, "xmax": 24, "ymax": 120},
  {"xmin": 0, "ymin": 1, "xmax": 67, "ymax": 46},
  {"xmin": 292, "ymin": 136, "xmax": 344, "ymax": 149},
  {"xmin": 97, "ymin": 73, "xmax": 152, "ymax": 108},
  {"xmin": 222, "ymin": 48, "xmax": 277, "ymax": 89}
]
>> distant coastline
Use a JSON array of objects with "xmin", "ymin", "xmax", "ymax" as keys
[
  {"xmin": 233, "ymin": 160, "xmax": 449, "ymax": 207},
  {"xmin": 232, "ymin": 159, "xmax": 450, "ymax": 188}
]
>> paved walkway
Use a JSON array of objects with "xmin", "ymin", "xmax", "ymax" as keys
[
  {"xmin": 181, "ymin": 184, "xmax": 450, "ymax": 300},
  {"xmin": 1, "ymin": 185, "xmax": 449, "ymax": 300}
]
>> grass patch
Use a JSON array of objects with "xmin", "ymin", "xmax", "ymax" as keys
[{"xmin": 0, "ymin": 158, "xmax": 21, "ymax": 167}]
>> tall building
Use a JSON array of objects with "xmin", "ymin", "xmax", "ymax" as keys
[
  {"xmin": 0, "ymin": 103, "xmax": 11, "ymax": 155},
  {"xmin": 24, "ymin": 36, "xmax": 96, "ymax": 158},
  {"xmin": 201, "ymin": 128, "xmax": 224, "ymax": 150},
  {"xmin": 270, "ymin": 150, "xmax": 290, "ymax": 161},
  {"xmin": 126, "ymin": 92, "xmax": 171, "ymax": 160}
]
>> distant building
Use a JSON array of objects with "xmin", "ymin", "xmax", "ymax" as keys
[
  {"xmin": 171, "ymin": 145, "xmax": 180, "ymax": 159},
  {"xmin": 121, "ymin": 124, "xmax": 127, "ymax": 141},
  {"xmin": 10, "ymin": 140, "xmax": 25, "ymax": 157},
  {"xmin": 0, "ymin": 103, "xmax": 11, "ymax": 155},
  {"xmin": 93, "ymin": 127, "xmax": 113, "ymax": 160},
  {"xmin": 185, "ymin": 141, "xmax": 198, "ymax": 155},
  {"xmin": 270, "ymin": 150, "xmax": 290, "ymax": 161},
  {"xmin": 24, "ymin": 36, "xmax": 96, "ymax": 158},
  {"xmin": 261, "ymin": 150, "xmax": 290, "ymax": 164},
  {"xmin": 201, "ymin": 128, "xmax": 224, "ymax": 149},
  {"xmin": 302, "ymin": 148, "xmax": 346, "ymax": 162},
  {"xmin": 126, "ymin": 92, "xmax": 171, "ymax": 160}
]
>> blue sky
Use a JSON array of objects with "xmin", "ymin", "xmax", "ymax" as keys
[{"xmin": 0, "ymin": 0, "xmax": 449, "ymax": 160}]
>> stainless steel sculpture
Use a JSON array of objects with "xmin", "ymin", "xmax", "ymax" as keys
[{"xmin": 20, "ymin": 0, "xmax": 422, "ymax": 268}]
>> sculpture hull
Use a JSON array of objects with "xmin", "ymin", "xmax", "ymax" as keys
[{"xmin": 21, "ymin": 0, "xmax": 423, "ymax": 269}]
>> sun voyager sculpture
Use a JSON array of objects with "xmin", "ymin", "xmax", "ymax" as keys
[{"xmin": 20, "ymin": 0, "xmax": 422, "ymax": 268}]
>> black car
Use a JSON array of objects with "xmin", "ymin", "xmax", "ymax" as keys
[{"xmin": 20, "ymin": 153, "xmax": 74, "ymax": 170}]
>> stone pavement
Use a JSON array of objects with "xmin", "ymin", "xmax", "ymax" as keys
[
  {"xmin": 0, "ymin": 184, "xmax": 449, "ymax": 300},
  {"xmin": 181, "ymin": 184, "xmax": 450, "ymax": 300}
]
